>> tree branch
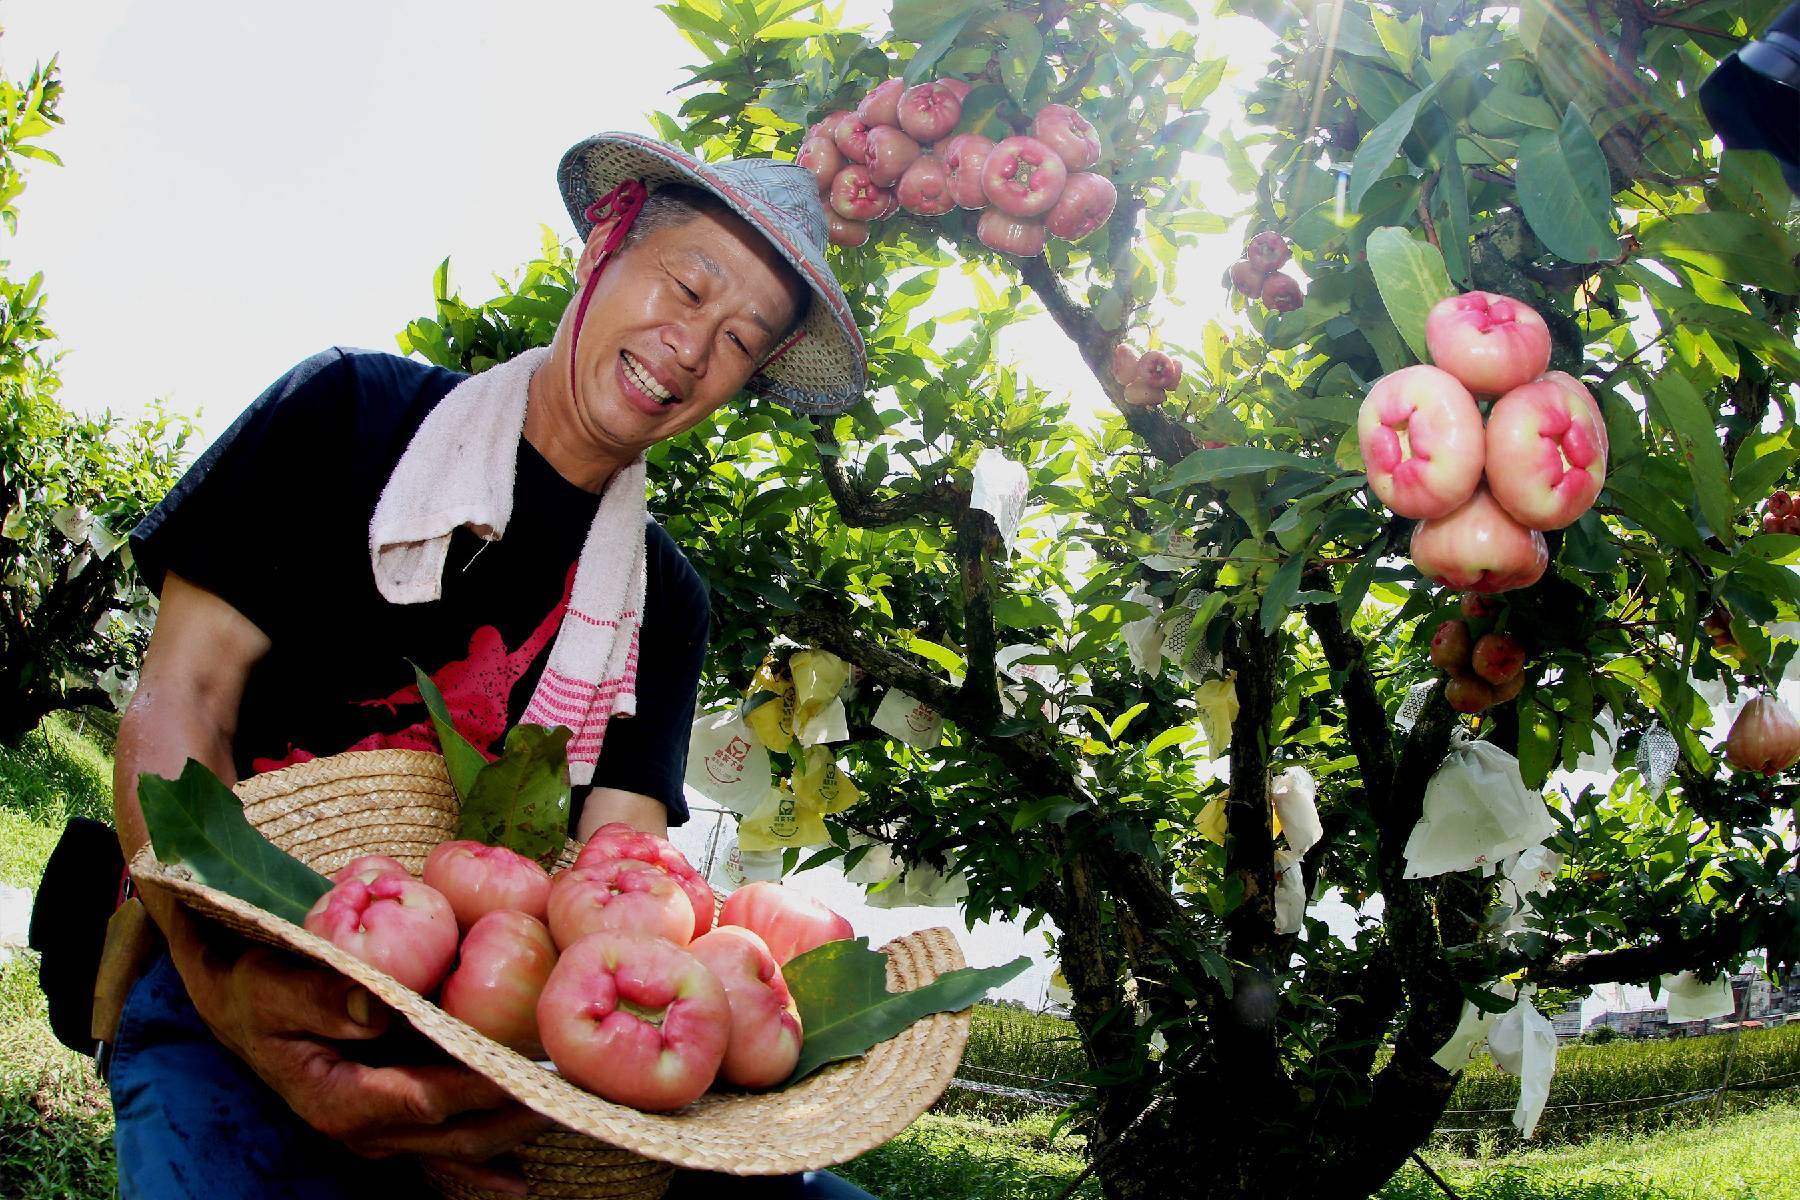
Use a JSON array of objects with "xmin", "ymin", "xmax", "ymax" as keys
[
  {"xmin": 809, "ymin": 416, "xmax": 969, "ymax": 526},
  {"xmin": 1507, "ymin": 911, "xmax": 1748, "ymax": 988}
]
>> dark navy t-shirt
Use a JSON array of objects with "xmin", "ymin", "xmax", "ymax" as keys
[{"xmin": 131, "ymin": 348, "xmax": 706, "ymax": 826}]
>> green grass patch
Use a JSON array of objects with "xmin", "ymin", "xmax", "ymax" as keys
[
  {"xmin": 836, "ymin": 1110, "xmax": 1100, "ymax": 1200},
  {"xmin": 0, "ymin": 713, "xmax": 112, "ymax": 890},
  {"xmin": 0, "ymin": 956, "xmax": 115, "ymax": 1199}
]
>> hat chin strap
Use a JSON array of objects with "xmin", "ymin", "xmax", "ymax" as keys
[{"xmin": 568, "ymin": 180, "xmax": 649, "ymax": 405}]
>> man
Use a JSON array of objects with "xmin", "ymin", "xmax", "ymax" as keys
[{"xmin": 107, "ymin": 132, "xmax": 875, "ymax": 1198}]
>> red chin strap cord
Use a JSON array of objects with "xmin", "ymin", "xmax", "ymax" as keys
[{"xmin": 568, "ymin": 180, "xmax": 649, "ymax": 404}]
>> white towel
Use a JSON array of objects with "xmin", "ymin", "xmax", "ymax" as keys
[{"xmin": 369, "ymin": 345, "xmax": 646, "ymax": 785}]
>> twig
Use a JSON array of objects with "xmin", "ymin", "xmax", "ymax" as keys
[{"xmin": 1410, "ymin": 1151, "xmax": 1467, "ymax": 1200}]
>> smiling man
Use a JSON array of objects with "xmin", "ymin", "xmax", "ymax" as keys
[{"xmin": 104, "ymin": 134, "xmax": 873, "ymax": 1198}]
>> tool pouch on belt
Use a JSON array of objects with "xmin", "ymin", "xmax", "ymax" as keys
[
  {"xmin": 91, "ymin": 895, "xmax": 162, "ymax": 1045},
  {"xmin": 28, "ymin": 817, "xmax": 127, "ymax": 1055}
]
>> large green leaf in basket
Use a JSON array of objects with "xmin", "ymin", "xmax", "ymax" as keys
[
  {"xmin": 458, "ymin": 723, "xmax": 574, "ymax": 866},
  {"xmin": 139, "ymin": 759, "xmax": 331, "ymax": 926},
  {"xmin": 782, "ymin": 938, "xmax": 1030, "ymax": 1085},
  {"xmin": 411, "ymin": 663, "xmax": 488, "ymax": 800}
]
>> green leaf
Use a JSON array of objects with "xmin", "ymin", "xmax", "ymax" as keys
[
  {"xmin": 459, "ymin": 724, "xmax": 574, "ymax": 866},
  {"xmin": 1515, "ymin": 104, "xmax": 1615, "ymax": 264},
  {"xmin": 906, "ymin": 634, "xmax": 966, "ymax": 677},
  {"xmin": 1365, "ymin": 226, "xmax": 1456, "ymax": 362},
  {"xmin": 413, "ymin": 663, "xmax": 488, "ymax": 800},
  {"xmin": 1159, "ymin": 447, "xmax": 1336, "ymax": 492},
  {"xmin": 1518, "ymin": 699, "xmax": 1558, "ymax": 790},
  {"xmin": 783, "ymin": 939, "xmax": 1030, "ymax": 1083},
  {"xmin": 1638, "ymin": 213, "xmax": 1800, "ymax": 294},
  {"xmin": 991, "ymin": 13, "xmax": 1043, "ymax": 105},
  {"xmin": 1731, "ymin": 431, "xmax": 1800, "ymax": 502},
  {"xmin": 904, "ymin": 11, "xmax": 978, "ymax": 86},
  {"xmin": 1108, "ymin": 702, "xmax": 1150, "ymax": 742},
  {"xmin": 1346, "ymin": 73, "xmax": 1448, "ymax": 212},
  {"xmin": 993, "ymin": 593, "xmax": 1061, "ymax": 629},
  {"xmin": 1260, "ymin": 553, "xmax": 1307, "ymax": 635},
  {"xmin": 1647, "ymin": 371, "xmax": 1735, "ymax": 547},
  {"xmin": 139, "ymin": 760, "xmax": 331, "ymax": 927},
  {"xmin": 1146, "ymin": 724, "xmax": 1198, "ymax": 756}
]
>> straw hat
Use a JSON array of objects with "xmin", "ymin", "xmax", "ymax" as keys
[
  {"xmin": 131, "ymin": 749, "xmax": 971, "ymax": 1199},
  {"xmin": 557, "ymin": 132, "xmax": 868, "ymax": 416}
]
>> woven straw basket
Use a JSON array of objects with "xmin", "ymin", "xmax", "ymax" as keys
[{"xmin": 129, "ymin": 749, "xmax": 972, "ymax": 1199}]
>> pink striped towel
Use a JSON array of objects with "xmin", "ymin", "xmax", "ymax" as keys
[{"xmin": 368, "ymin": 345, "xmax": 646, "ymax": 784}]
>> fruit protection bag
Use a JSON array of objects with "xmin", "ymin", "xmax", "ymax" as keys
[
  {"xmin": 970, "ymin": 447, "xmax": 1028, "ymax": 551},
  {"xmin": 1661, "ymin": 970, "xmax": 1735, "ymax": 1022},
  {"xmin": 1402, "ymin": 740, "xmax": 1558, "ymax": 879},
  {"xmin": 1495, "ymin": 844, "xmax": 1563, "ymax": 934},
  {"xmin": 791, "ymin": 746, "xmax": 861, "ymax": 814},
  {"xmin": 1273, "ymin": 848, "xmax": 1306, "ymax": 935},
  {"xmin": 1488, "ymin": 989, "xmax": 1558, "ymax": 1138},
  {"xmin": 1192, "ymin": 676, "xmax": 1239, "ymax": 758},
  {"xmin": 1431, "ymin": 984, "xmax": 1513, "ymax": 1073},
  {"xmin": 872, "ymin": 689, "xmax": 944, "ymax": 749},
  {"xmin": 685, "ymin": 709, "xmax": 772, "ymax": 815},
  {"xmin": 743, "ymin": 664, "xmax": 797, "ymax": 753},
  {"xmin": 736, "ymin": 783, "xmax": 830, "ymax": 852},
  {"xmin": 1120, "ymin": 584, "xmax": 1165, "ymax": 676},
  {"xmin": 1271, "ymin": 767, "xmax": 1322, "ymax": 854},
  {"xmin": 790, "ymin": 649, "xmax": 851, "ymax": 746}
]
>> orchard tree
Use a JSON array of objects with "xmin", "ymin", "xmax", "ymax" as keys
[
  {"xmin": 0, "ymin": 55, "xmax": 193, "ymax": 743},
  {"xmin": 405, "ymin": 1, "xmax": 1800, "ymax": 1195}
]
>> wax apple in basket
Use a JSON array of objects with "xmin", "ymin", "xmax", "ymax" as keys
[
  {"xmin": 548, "ymin": 859, "xmax": 696, "ymax": 950},
  {"xmin": 438, "ymin": 910, "xmax": 559, "ymax": 1057},
  {"xmin": 423, "ymin": 839, "xmax": 553, "ymax": 930},
  {"xmin": 536, "ymin": 931, "xmax": 731, "ymax": 1111},
  {"xmin": 687, "ymin": 926, "xmax": 803, "ymax": 1088},
  {"xmin": 719, "ymin": 880, "xmax": 854, "ymax": 966},
  {"xmin": 576, "ymin": 821, "xmax": 716, "ymax": 939},
  {"xmin": 303, "ymin": 874, "xmax": 459, "ymax": 995}
]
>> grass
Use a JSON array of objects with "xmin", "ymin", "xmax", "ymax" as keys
[
  {"xmin": 0, "ymin": 956, "xmax": 114, "ymax": 1200},
  {"xmin": 0, "ymin": 712, "xmax": 113, "ymax": 890}
]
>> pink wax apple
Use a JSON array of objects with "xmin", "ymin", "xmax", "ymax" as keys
[
  {"xmin": 687, "ymin": 926, "xmax": 803, "ymax": 1089},
  {"xmin": 439, "ymin": 910, "xmax": 559, "ymax": 1057},
  {"xmin": 303, "ymin": 875, "xmax": 458, "ymax": 995},
  {"xmin": 856, "ymin": 79, "xmax": 905, "ymax": 128},
  {"xmin": 1483, "ymin": 374, "xmax": 1608, "ymax": 531},
  {"xmin": 547, "ymin": 859, "xmax": 696, "ymax": 951},
  {"xmin": 1111, "ymin": 344, "xmax": 1140, "ymax": 386},
  {"xmin": 1357, "ymin": 364, "xmax": 1486, "ymax": 519},
  {"xmin": 1424, "ymin": 291, "xmax": 1552, "ymax": 396},
  {"xmin": 536, "ymin": 931, "xmax": 730, "ymax": 1112},
  {"xmin": 1030, "ymin": 103, "xmax": 1102, "ymax": 172},
  {"xmin": 330, "ymin": 854, "xmax": 411, "ymax": 886},
  {"xmin": 423, "ymin": 839, "xmax": 553, "ymax": 931},
  {"xmin": 1725, "ymin": 695, "xmax": 1800, "ymax": 774},
  {"xmin": 1260, "ymin": 274, "xmax": 1303, "ymax": 312},
  {"xmin": 898, "ymin": 81, "xmax": 962, "ymax": 143},
  {"xmin": 1244, "ymin": 231, "xmax": 1291, "ymax": 273},
  {"xmin": 976, "ymin": 208, "xmax": 1047, "ymax": 257},
  {"xmin": 575, "ymin": 821, "xmax": 716, "ymax": 939},
  {"xmin": 1045, "ymin": 172, "xmax": 1116, "ymax": 242},
  {"xmin": 718, "ymin": 880, "xmax": 854, "ymax": 966},
  {"xmin": 1121, "ymin": 381, "xmax": 1167, "ymax": 408},
  {"xmin": 936, "ymin": 78, "xmax": 973, "ymax": 102},
  {"xmin": 982, "ymin": 136, "xmax": 1068, "ymax": 218},
  {"xmin": 811, "ymin": 110, "xmax": 854, "ymax": 141},
  {"xmin": 941, "ymin": 135, "xmax": 996, "ymax": 209},
  {"xmin": 797, "ymin": 135, "xmax": 845, "ymax": 193},
  {"xmin": 897, "ymin": 155, "xmax": 955, "ymax": 216},
  {"xmin": 864, "ymin": 126, "xmax": 922, "ymax": 189},
  {"xmin": 831, "ymin": 115, "xmax": 874, "ymax": 165},
  {"xmin": 826, "ymin": 211, "xmax": 871, "ymax": 247},
  {"xmin": 1138, "ymin": 351, "xmax": 1181, "ymax": 391},
  {"xmin": 1411, "ymin": 487, "xmax": 1550, "ymax": 594},
  {"xmin": 829, "ymin": 164, "xmax": 890, "ymax": 223}
]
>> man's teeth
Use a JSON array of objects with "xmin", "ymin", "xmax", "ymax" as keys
[{"xmin": 623, "ymin": 353, "xmax": 676, "ymax": 404}]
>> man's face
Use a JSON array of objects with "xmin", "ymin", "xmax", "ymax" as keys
[{"xmin": 558, "ymin": 204, "xmax": 806, "ymax": 460}]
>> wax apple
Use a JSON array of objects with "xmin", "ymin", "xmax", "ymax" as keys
[
  {"xmin": 1357, "ymin": 364, "xmax": 1486, "ymax": 519},
  {"xmin": 1121, "ymin": 381, "xmax": 1166, "ymax": 408},
  {"xmin": 1491, "ymin": 673, "xmax": 1526, "ymax": 704},
  {"xmin": 898, "ymin": 81, "xmax": 962, "ymax": 142},
  {"xmin": 937, "ymin": 78, "xmax": 973, "ymax": 102},
  {"xmin": 1471, "ymin": 632, "xmax": 1526, "ymax": 684},
  {"xmin": 331, "ymin": 854, "xmax": 411, "ymax": 886},
  {"xmin": 897, "ymin": 155, "xmax": 955, "ymax": 216},
  {"xmin": 941, "ymin": 135, "xmax": 995, "ymax": 209},
  {"xmin": 1429, "ymin": 619, "xmax": 1472, "ymax": 672},
  {"xmin": 1245, "ymin": 231, "xmax": 1291, "ymax": 273},
  {"xmin": 548, "ymin": 860, "xmax": 696, "ymax": 950},
  {"xmin": 797, "ymin": 135, "xmax": 845, "ymax": 193},
  {"xmin": 826, "ymin": 212, "xmax": 870, "ymax": 247},
  {"xmin": 1424, "ymin": 291, "xmax": 1552, "ymax": 396},
  {"xmin": 1030, "ymin": 103, "xmax": 1102, "ymax": 171},
  {"xmin": 1725, "ymin": 695, "xmax": 1800, "ymax": 773},
  {"xmin": 536, "ymin": 931, "xmax": 730, "ymax": 1111},
  {"xmin": 576, "ymin": 822, "xmax": 716, "ymax": 939},
  {"xmin": 831, "ymin": 115, "xmax": 874, "ymax": 165},
  {"xmin": 1045, "ymin": 172, "xmax": 1116, "ymax": 242},
  {"xmin": 857, "ymin": 79, "xmax": 905, "ymax": 128},
  {"xmin": 439, "ymin": 910, "xmax": 558, "ymax": 1057},
  {"xmin": 829, "ymin": 165, "xmax": 889, "ymax": 223},
  {"xmin": 1228, "ymin": 260, "xmax": 1265, "ymax": 295},
  {"xmin": 718, "ymin": 881, "xmax": 854, "ymax": 966},
  {"xmin": 1111, "ymin": 344, "xmax": 1140, "ymax": 386},
  {"xmin": 1411, "ymin": 487, "xmax": 1550, "ymax": 594},
  {"xmin": 1461, "ymin": 593, "xmax": 1501, "ymax": 619},
  {"xmin": 811, "ymin": 110, "xmax": 854, "ymax": 141},
  {"xmin": 1260, "ymin": 274, "xmax": 1303, "ymax": 312},
  {"xmin": 1445, "ymin": 675, "xmax": 1496, "ymax": 714},
  {"xmin": 687, "ymin": 926, "xmax": 803, "ymax": 1089},
  {"xmin": 1138, "ymin": 351, "xmax": 1181, "ymax": 391},
  {"xmin": 977, "ymin": 208, "xmax": 1047, "ymax": 257},
  {"xmin": 303, "ymin": 874, "xmax": 458, "ymax": 995},
  {"xmin": 982, "ymin": 135, "xmax": 1068, "ymax": 218},
  {"xmin": 1483, "ymin": 374, "xmax": 1608, "ymax": 530},
  {"xmin": 864, "ymin": 126, "xmax": 923, "ymax": 189},
  {"xmin": 423, "ymin": 839, "xmax": 553, "ymax": 931}
]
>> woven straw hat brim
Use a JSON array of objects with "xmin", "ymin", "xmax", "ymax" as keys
[
  {"xmin": 132, "ymin": 749, "xmax": 970, "ymax": 1178},
  {"xmin": 558, "ymin": 132, "xmax": 867, "ymax": 417}
]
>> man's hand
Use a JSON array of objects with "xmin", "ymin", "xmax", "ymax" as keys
[
  {"xmin": 576, "ymin": 786, "xmax": 670, "ymax": 840},
  {"xmin": 176, "ymin": 925, "xmax": 551, "ymax": 1192}
]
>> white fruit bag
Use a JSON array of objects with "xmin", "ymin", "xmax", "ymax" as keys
[
  {"xmin": 1496, "ymin": 844, "xmax": 1563, "ymax": 934},
  {"xmin": 1121, "ymin": 584, "xmax": 1165, "ymax": 676},
  {"xmin": 872, "ymin": 689, "xmax": 944, "ymax": 749},
  {"xmin": 1661, "ymin": 971, "xmax": 1736, "ymax": 1023},
  {"xmin": 1193, "ymin": 675, "xmax": 1239, "ymax": 758},
  {"xmin": 1272, "ymin": 766, "xmax": 1322, "ymax": 854},
  {"xmin": 1273, "ymin": 848, "xmax": 1306, "ymax": 935},
  {"xmin": 1403, "ymin": 740, "xmax": 1559, "ymax": 878},
  {"xmin": 1431, "ymin": 984, "xmax": 1513, "ymax": 1073},
  {"xmin": 1488, "ymin": 988, "xmax": 1558, "ymax": 1138},
  {"xmin": 971, "ymin": 447, "xmax": 1029, "ymax": 551},
  {"xmin": 684, "ymin": 709, "xmax": 771, "ymax": 815}
]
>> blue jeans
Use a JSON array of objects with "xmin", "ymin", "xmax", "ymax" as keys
[{"xmin": 107, "ymin": 954, "xmax": 874, "ymax": 1199}]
